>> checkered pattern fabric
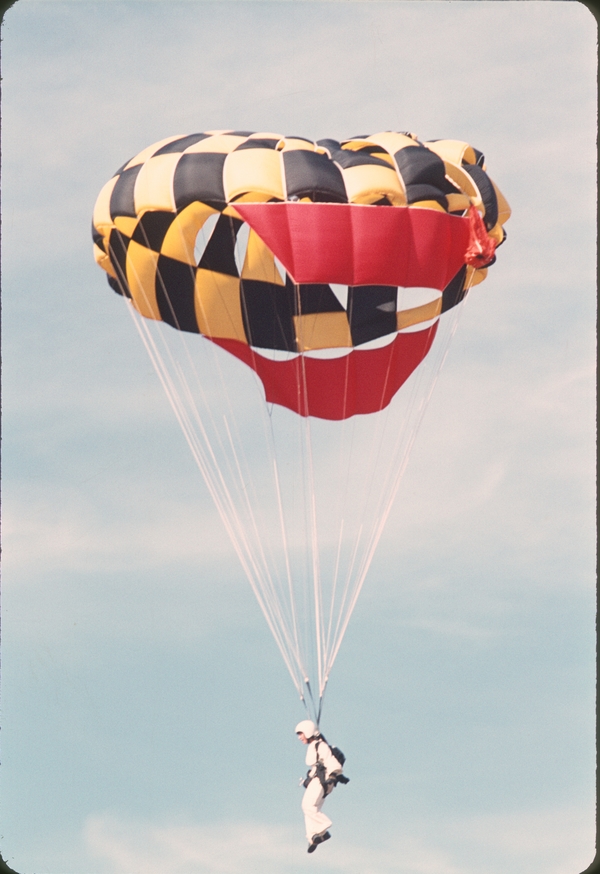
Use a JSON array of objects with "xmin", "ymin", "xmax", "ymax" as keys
[{"xmin": 92, "ymin": 131, "xmax": 510, "ymax": 352}]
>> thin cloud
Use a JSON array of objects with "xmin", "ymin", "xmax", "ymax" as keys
[
  {"xmin": 83, "ymin": 808, "xmax": 592, "ymax": 874},
  {"xmin": 2, "ymin": 488, "xmax": 232, "ymax": 581},
  {"xmin": 83, "ymin": 814, "xmax": 461, "ymax": 874}
]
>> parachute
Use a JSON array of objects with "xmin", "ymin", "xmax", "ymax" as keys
[{"xmin": 92, "ymin": 130, "xmax": 510, "ymax": 721}]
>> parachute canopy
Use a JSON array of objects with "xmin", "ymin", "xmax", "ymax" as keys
[
  {"xmin": 92, "ymin": 131, "xmax": 509, "ymax": 721},
  {"xmin": 92, "ymin": 130, "xmax": 510, "ymax": 420}
]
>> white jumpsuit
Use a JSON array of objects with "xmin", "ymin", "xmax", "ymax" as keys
[{"xmin": 301, "ymin": 739, "xmax": 340, "ymax": 842}]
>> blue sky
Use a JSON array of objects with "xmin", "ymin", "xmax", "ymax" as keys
[{"xmin": 1, "ymin": 2, "xmax": 597, "ymax": 872}]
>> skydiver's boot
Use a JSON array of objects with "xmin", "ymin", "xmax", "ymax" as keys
[{"xmin": 307, "ymin": 831, "xmax": 331, "ymax": 853}]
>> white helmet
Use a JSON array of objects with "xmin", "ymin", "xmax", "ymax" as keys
[{"xmin": 295, "ymin": 719, "xmax": 318, "ymax": 738}]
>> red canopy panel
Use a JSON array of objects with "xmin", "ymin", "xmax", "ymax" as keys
[
  {"xmin": 211, "ymin": 324, "xmax": 437, "ymax": 420},
  {"xmin": 234, "ymin": 203, "xmax": 470, "ymax": 290}
]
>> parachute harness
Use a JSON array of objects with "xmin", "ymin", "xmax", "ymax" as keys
[{"xmin": 304, "ymin": 736, "xmax": 350, "ymax": 793}]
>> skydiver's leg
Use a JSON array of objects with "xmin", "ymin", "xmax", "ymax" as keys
[{"xmin": 301, "ymin": 777, "xmax": 332, "ymax": 842}]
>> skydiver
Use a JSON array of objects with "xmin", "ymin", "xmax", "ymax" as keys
[{"xmin": 295, "ymin": 719, "xmax": 348, "ymax": 853}]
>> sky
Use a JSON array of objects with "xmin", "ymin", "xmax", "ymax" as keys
[{"xmin": 0, "ymin": 2, "xmax": 597, "ymax": 873}]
